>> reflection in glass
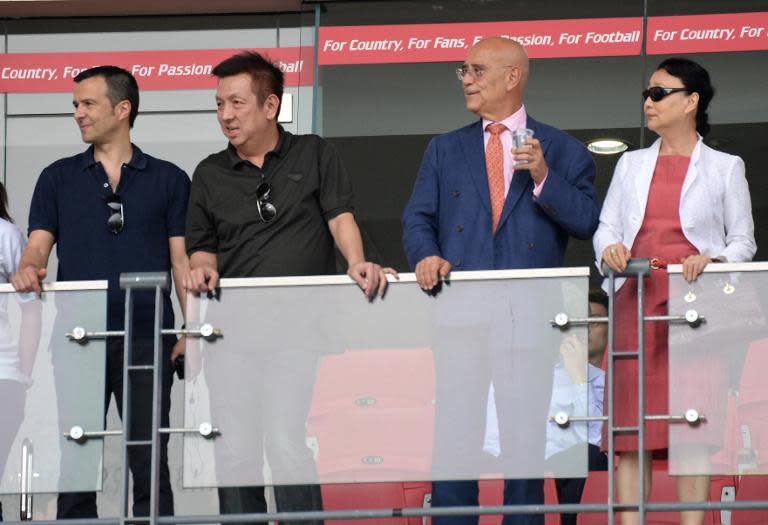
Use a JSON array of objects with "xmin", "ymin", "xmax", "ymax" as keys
[
  {"xmin": 182, "ymin": 273, "xmax": 589, "ymax": 487},
  {"xmin": 485, "ymin": 295, "xmax": 606, "ymax": 475},
  {"xmin": 0, "ymin": 293, "xmax": 41, "ymax": 497},
  {"xmin": 544, "ymin": 333, "xmax": 591, "ymax": 464},
  {"xmin": 0, "ymin": 287, "xmax": 107, "ymax": 495},
  {"xmin": 669, "ymin": 267, "xmax": 768, "ymax": 475}
]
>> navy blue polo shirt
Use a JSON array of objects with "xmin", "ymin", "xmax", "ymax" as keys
[{"xmin": 29, "ymin": 145, "xmax": 190, "ymax": 334}]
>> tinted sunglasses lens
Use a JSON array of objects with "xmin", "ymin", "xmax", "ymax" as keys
[
  {"xmin": 255, "ymin": 183, "xmax": 276, "ymax": 222},
  {"xmin": 259, "ymin": 201, "xmax": 277, "ymax": 222},
  {"xmin": 106, "ymin": 195, "xmax": 123, "ymax": 233},
  {"xmin": 108, "ymin": 212, "xmax": 124, "ymax": 233},
  {"xmin": 643, "ymin": 87, "xmax": 667, "ymax": 102}
]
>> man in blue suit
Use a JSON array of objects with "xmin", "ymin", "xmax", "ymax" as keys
[{"xmin": 402, "ymin": 37, "xmax": 599, "ymax": 525}]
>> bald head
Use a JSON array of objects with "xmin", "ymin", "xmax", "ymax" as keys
[
  {"xmin": 473, "ymin": 37, "xmax": 529, "ymax": 86},
  {"xmin": 461, "ymin": 37, "xmax": 530, "ymax": 120}
]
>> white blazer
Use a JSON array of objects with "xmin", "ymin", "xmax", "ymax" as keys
[{"xmin": 593, "ymin": 137, "xmax": 756, "ymax": 289}]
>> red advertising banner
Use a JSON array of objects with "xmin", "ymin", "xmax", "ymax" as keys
[
  {"xmin": 1, "ymin": 13, "xmax": 766, "ymax": 93},
  {"xmin": 0, "ymin": 47, "xmax": 314, "ymax": 93},
  {"xmin": 318, "ymin": 17, "xmax": 643, "ymax": 65},
  {"xmin": 647, "ymin": 11, "xmax": 768, "ymax": 55}
]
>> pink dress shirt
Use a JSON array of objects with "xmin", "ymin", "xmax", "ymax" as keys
[{"xmin": 482, "ymin": 105, "xmax": 547, "ymax": 198}]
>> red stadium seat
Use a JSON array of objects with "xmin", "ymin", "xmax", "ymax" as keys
[
  {"xmin": 321, "ymin": 482, "xmax": 431, "ymax": 525},
  {"xmin": 576, "ymin": 469, "xmax": 731, "ymax": 524},
  {"xmin": 477, "ymin": 478, "xmax": 559, "ymax": 525},
  {"xmin": 307, "ymin": 348, "xmax": 435, "ymax": 482},
  {"xmin": 731, "ymin": 475, "xmax": 768, "ymax": 525},
  {"xmin": 710, "ymin": 391, "xmax": 741, "ymax": 473},
  {"xmin": 311, "ymin": 349, "xmax": 435, "ymax": 524},
  {"xmin": 736, "ymin": 340, "xmax": 768, "ymax": 473}
]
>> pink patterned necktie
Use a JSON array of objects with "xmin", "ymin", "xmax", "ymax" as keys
[{"xmin": 485, "ymin": 122, "xmax": 506, "ymax": 234}]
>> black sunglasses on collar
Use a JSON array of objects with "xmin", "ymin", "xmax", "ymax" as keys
[
  {"xmin": 255, "ymin": 182, "xmax": 277, "ymax": 223},
  {"xmin": 642, "ymin": 86, "xmax": 692, "ymax": 102},
  {"xmin": 106, "ymin": 193, "xmax": 124, "ymax": 234}
]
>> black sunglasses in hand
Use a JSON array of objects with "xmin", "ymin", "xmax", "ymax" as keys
[
  {"xmin": 106, "ymin": 193, "xmax": 124, "ymax": 234},
  {"xmin": 255, "ymin": 182, "xmax": 277, "ymax": 223},
  {"xmin": 642, "ymin": 86, "xmax": 691, "ymax": 102}
]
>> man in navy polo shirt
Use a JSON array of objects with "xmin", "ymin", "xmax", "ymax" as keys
[{"xmin": 12, "ymin": 66, "xmax": 190, "ymax": 518}]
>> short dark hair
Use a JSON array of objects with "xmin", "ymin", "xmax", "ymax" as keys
[
  {"xmin": 588, "ymin": 288, "xmax": 609, "ymax": 311},
  {"xmin": 656, "ymin": 58, "xmax": 715, "ymax": 137},
  {"xmin": 212, "ymin": 51, "xmax": 284, "ymax": 114},
  {"xmin": 74, "ymin": 66, "xmax": 140, "ymax": 128}
]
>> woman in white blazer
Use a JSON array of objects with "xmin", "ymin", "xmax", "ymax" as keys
[{"xmin": 593, "ymin": 58, "xmax": 755, "ymax": 525}]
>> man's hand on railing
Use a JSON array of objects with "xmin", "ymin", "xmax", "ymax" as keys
[
  {"xmin": 347, "ymin": 261, "xmax": 398, "ymax": 299},
  {"xmin": 184, "ymin": 266, "xmax": 219, "ymax": 294},
  {"xmin": 11, "ymin": 266, "xmax": 47, "ymax": 295},
  {"xmin": 414, "ymin": 255, "xmax": 451, "ymax": 292}
]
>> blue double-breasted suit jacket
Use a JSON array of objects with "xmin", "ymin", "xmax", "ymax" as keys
[{"xmin": 402, "ymin": 116, "xmax": 599, "ymax": 271}]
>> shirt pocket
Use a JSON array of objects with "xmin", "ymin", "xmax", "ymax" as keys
[{"xmin": 277, "ymin": 171, "xmax": 314, "ymax": 207}]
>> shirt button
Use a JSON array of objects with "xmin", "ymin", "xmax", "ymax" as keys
[
  {"xmin": 456, "ymin": 224, "xmax": 464, "ymax": 232},
  {"xmin": 103, "ymin": 183, "xmax": 109, "ymax": 188},
  {"xmin": 527, "ymin": 242, "xmax": 535, "ymax": 250},
  {"xmin": 454, "ymin": 258, "xmax": 462, "ymax": 267},
  {"xmin": 452, "ymin": 191, "xmax": 460, "ymax": 198}
]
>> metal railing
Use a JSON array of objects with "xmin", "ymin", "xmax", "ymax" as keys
[{"xmin": 2, "ymin": 264, "xmax": 767, "ymax": 524}]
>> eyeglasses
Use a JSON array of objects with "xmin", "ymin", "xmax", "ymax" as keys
[
  {"xmin": 106, "ymin": 193, "xmax": 124, "ymax": 234},
  {"xmin": 255, "ymin": 182, "xmax": 277, "ymax": 223},
  {"xmin": 642, "ymin": 86, "xmax": 691, "ymax": 102},
  {"xmin": 455, "ymin": 65, "xmax": 515, "ymax": 81}
]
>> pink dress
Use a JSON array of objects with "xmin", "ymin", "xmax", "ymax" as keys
[{"xmin": 607, "ymin": 155, "xmax": 699, "ymax": 452}]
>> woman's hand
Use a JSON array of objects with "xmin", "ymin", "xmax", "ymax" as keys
[
  {"xmin": 681, "ymin": 254, "xmax": 712, "ymax": 283},
  {"xmin": 602, "ymin": 243, "xmax": 631, "ymax": 273}
]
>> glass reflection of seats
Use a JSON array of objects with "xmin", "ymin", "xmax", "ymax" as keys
[
  {"xmin": 184, "ymin": 272, "xmax": 589, "ymax": 488},
  {"xmin": 321, "ymin": 481, "xmax": 432, "ymax": 525},
  {"xmin": 736, "ymin": 338, "xmax": 768, "ymax": 473},
  {"xmin": 577, "ymin": 465, "xmax": 737, "ymax": 525},
  {"xmin": 0, "ymin": 292, "xmax": 36, "ymax": 502},
  {"xmin": 0, "ymin": 283, "xmax": 107, "ymax": 500},
  {"xmin": 668, "ymin": 268, "xmax": 768, "ymax": 478},
  {"xmin": 731, "ymin": 475, "xmax": 768, "ymax": 524},
  {"xmin": 306, "ymin": 347, "xmax": 435, "ymax": 481}
]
